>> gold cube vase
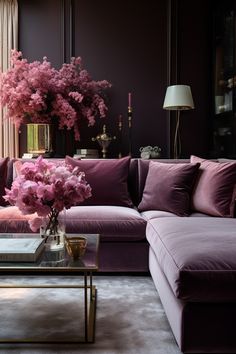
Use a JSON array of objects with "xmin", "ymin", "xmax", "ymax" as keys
[{"xmin": 27, "ymin": 123, "xmax": 53, "ymax": 156}]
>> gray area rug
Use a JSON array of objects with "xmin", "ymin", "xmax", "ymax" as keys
[{"xmin": 0, "ymin": 275, "xmax": 181, "ymax": 354}]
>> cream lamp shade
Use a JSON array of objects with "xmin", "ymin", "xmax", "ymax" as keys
[{"xmin": 163, "ymin": 85, "xmax": 194, "ymax": 110}]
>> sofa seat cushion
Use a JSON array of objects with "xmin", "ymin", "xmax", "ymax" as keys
[
  {"xmin": 65, "ymin": 205, "xmax": 147, "ymax": 241},
  {"xmin": 146, "ymin": 216, "xmax": 236, "ymax": 302},
  {"xmin": 0, "ymin": 205, "xmax": 147, "ymax": 242},
  {"xmin": 140, "ymin": 210, "xmax": 210, "ymax": 222},
  {"xmin": 140, "ymin": 210, "xmax": 177, "ymax": 221}
]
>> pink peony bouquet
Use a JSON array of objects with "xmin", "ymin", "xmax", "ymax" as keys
[
  {"xmin": 0, "ymin": 50, "xmax": 111, "ymax": 140},
  {"xmin": 4, "ymin": 156, "xmax": 92, "ymax": 233}
]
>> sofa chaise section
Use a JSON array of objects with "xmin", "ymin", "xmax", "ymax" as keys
[{"xmin": 147, "ymin": 216, "xmax": 236, "ymax": 353}]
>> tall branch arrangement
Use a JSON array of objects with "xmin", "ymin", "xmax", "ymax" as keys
[{"xmin": 0, "ymin": 50, "xmax": 111, "ymax": 140}]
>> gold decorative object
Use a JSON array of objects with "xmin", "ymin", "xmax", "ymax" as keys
[
  {"xmin": 65, "ymin": 235, "xmax": 87, "ymax": 260},
  {"xmin": 118, "ymin": 114, "xmax": 123, "ymax": 158},
  {"xmin": 27, "ymin": 123, "xmax": 53, "ymax": 157},
  {"xmin": 128, "ymin": 106, "xmax": 132, "ymax": 157},
  {"xmin": 92, "ymin": 124, "xmax": 116, "ymax": 158}
]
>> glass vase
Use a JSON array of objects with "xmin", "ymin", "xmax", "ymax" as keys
[
  {"xmin": 40, "ymin": 209, "xmax": 66, "ymax": 251},
  {"xmin": 27, "ymin": 123, "xmax": 53, "ymax": 157}
]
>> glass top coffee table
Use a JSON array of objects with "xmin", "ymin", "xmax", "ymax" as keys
[{"xmin": 0, "ymin": 233, "xmax": 100, "ymax": 343}]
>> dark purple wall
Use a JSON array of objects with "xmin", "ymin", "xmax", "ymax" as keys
[
  {"xmin": 73, "ymin": 0, "xmax": 168, "ymax": 158},
  {"xmin": 177, "ymin": 0, "xmax": 211, "ymax": 158},
  {"xmin": 18, "ymin": 0, "xmax": 211, "ymax": 158}
]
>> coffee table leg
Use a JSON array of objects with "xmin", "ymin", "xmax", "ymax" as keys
[{"xmin": 84, "ymin": 271, "xmax": 88, "ymax": 342}]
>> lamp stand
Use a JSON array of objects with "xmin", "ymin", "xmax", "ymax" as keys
[{"xmin": 173, "ymin": 110, "xmax": 181, "ymax": 159}]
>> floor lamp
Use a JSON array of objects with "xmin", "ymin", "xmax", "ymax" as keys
[{"xmin": 163, "ymin": 85, "xmax": 194, "ymax": 159}]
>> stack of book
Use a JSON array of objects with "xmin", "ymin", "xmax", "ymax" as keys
[
  {"xmin": 73, "ymin": 149, "xmax": 99, "ymax": 159},
  {"xmin": 0, "ymin": 237, "xmax": 45, "ymax": 262}
]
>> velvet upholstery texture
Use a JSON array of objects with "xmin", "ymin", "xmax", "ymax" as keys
[
  {"xmin": 0, "ymin": 206, "xmax": 35, "ymax": 233},
  {"xmin": 147, "ymin": 216, "xmax": 236, "ymax": 302},
  {"xmin": 149, "ymin": 246, "xmax": 236, "ymax": 354},
  {"xmin": 65, "ymin": 205, "xmax": 146, "ymax": 241},
  {"xmin": 0, "ymin": 205, "xmax": 147, "ymax": 242},
  {"xmin": 137, "ymin": 159, "xmax": 190, "ymax": 206},
  {"xmin": 7, "ymin": 158, "xmax": 64, "ymax": 184},
  {"xmin": 65, "ymin": 156, "xmax": 133, "ymax": 207},
  {"xmin": 191, "ymin": 155, "xmax": 236, "ymax": 217},
  {"xmin": 138, "ymin": 161, "xmax": 200, "ymax": 216},
  {"xmin": 0, "ymin": 157, "xmax": 9, "ymax": 206}
]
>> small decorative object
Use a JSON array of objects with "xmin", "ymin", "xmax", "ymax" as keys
[
  {"xmin": 92, "ymin": 124, "xmax": 116, "ymax": 158},
  {"xmin": 118, "ymin": 114, "xmax": 123, "ymax": 158},
  {"xmin": 4, "ymin": 156, "xmax": 92, "ymax": 251},
  {"xmin": 27, "ymin": 123, "xmax": 53, "ymax": 157},
  {"xmin": 74, "ymin": 149, "xmax": 99, "ymax": 159},
  {"xmin": 163, "ymin": 85, "xmax": 194, "ymax": 159},
  {"xmin": 140, "ymin": 146, "xmax": 161, "ymax": 159},
  {"xmin": 65, "ymin": 235, "xmax": 87, "ymax": 260},
  {"xmin": 0, "ymin": 50, "xmax": 111, "ymax": 154}
]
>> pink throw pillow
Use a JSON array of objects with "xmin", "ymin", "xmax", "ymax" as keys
[
  {"xmin": 190, "ymin": 155, "xmax": 236, "ymax": 217},
  {"xmin": 138, "ymin": 161, "xmax": 200, "ymax": 216},
  {"xmin": 0, "ymin": 157, "xmax": 9, "ymax": 206},
  {"xmin": 65, "ymin": 156, "xmax": 133, "ymax": 207}
]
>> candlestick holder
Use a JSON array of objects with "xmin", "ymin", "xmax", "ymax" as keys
[
  {"xmin": 92, "ymin": 125, "xmax": 116, "ymax": 158},
  {"xmin": 128, "ymin": 106, "xmax": 132, "ymax": 156},
  {"xmin": 118, "ymin": 114, "xmax": 123, "ymax": 158}
]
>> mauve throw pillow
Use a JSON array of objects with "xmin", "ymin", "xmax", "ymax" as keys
[
  {"xmin": 65, "ymin": 156, "xmax": 133, "ymax": 207},
  {"xmin": 190, "ymin": 155, "xmax": 236, "ymax": 217},
  {"xmin": 138, "ymin": 161, "xmax": 200, "ymax": 216},
  {"xmin": 0, "ymin": 157, "xmax": 9, "ymax": 206}
]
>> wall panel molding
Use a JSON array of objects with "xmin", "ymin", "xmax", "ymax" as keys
[
  {"xmin": 61, "ymin": 0, "xmax": 75, "ymax": 63},
  {"xmin": 166, "ymin": 0, "xmax": 179, "ymax": 157}
]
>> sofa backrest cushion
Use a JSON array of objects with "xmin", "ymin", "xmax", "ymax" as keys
[
  {"xmin": 6, "ymin": 158, "xmax": 66, "ymax": 188},
  {"xmin": 127, "ymin": 158, "xmax": 139, "ymax": 206},
  {"xmin": 0, "ymin": 157, "xmax": 9, "ymax": 206},
  {"xmin": 138, "ymin": 161, "xmax": 200, "ymax": 216},
  {"xmin": 137, "ymin": 159, "xmax": 190, "ymax": 205},
  {"xmin": 65, "ymin": 155, "xmax": 134, "ymax": 207},
  {"xmin": 190, "ymin": 155, "xmax": 236, "ymax": 217}
]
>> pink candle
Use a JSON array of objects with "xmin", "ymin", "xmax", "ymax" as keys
[{"xmin": 128, "ymin": 92, "xmax": 132, "ymax": 107}]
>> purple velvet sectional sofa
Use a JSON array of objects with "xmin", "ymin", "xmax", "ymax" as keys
[
  {"xmin": 0, "ymin": 155, "xmax": 236, "ymax": 353},
  {"xmin": 0, "ymin": 156, "xmax": 149, "ymax": 272}
]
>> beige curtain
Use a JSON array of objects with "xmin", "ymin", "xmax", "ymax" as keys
[{"xmin": 0, "ymin": 0, "xmax": 19, "ymax": 158}]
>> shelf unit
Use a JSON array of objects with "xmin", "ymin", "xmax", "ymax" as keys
[{"xmin": 211, "ymin": 1, "xmax": 236, "ymax": 158}]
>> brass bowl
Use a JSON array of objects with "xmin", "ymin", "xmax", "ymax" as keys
[{"xmin": 65, "ymin": 235, "xmax": 87, "ymax": 260}]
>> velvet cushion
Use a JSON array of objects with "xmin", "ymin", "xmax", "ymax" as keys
[
  {"xmin": 0, "ymin": 206, "xmax": 35, "ymax": 233},
  {"xmin": 65, "ymin": 205, "xmax": 146, "ymax": 241},
  {"xmin": 0, "ymin": 157, "xmax": 9, "ymax": 206},
  {"xmin": 138, "ymin": 161, "xmax": 200, "ymax": 216},
  {"xmin": 65, "ymin": 156, "xmax": 133, "ymax": 207},
  {"xmin": 0, "ymin": 205, "xmax": 146, "ymax": 239},
  {"xmin": 147, "ymin": 216, "xmax": 236, "ymax": 302},
  {"xmin": 190, "ymin": 155, "xmax": 236, "ymax": 217}
]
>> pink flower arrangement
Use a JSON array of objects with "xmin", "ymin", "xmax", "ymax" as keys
[
  {"xmin": 0, "ymin": 50, "xmax": 111, "ymax": 140},
  {"xmin": 4, "ymin": 156, "xmax": 92, "ymax": 233}
]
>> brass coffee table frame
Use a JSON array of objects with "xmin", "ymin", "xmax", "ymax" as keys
[{"xmin": 0, "ymin": 233, "xmax": 100, "ymax": 344}]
